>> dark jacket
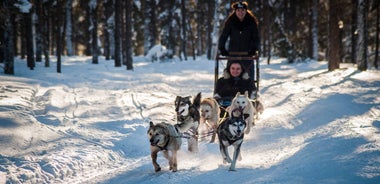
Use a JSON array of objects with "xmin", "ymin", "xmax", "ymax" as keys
[
  {"xmin": 218, "ymin": 11, "xmax": 260, "ymax": 55},
  {"xmin": 214, "ymin": 68, "xmax": 255, "ymax": 103}
]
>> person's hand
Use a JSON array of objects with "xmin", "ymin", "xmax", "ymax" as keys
[{"xmin": 220, "ymin": 49, "xmax": 229, "ymax": 56}]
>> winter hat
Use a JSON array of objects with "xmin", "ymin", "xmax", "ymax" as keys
[{"xmin": 232, "ymin": 1, "xmax": 248, "ymax": 10}]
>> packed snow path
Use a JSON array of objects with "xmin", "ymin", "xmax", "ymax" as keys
[{"xmin": 1, "ymin": 57, "xmax": 379, "ymax": 183}]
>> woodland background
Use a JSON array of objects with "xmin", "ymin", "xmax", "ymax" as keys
[{"xmin": 1, "ymin": 0, "xmax": 379, "ymax": 74}]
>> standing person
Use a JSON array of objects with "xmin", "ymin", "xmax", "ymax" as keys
[
  {"xmin": 214, "ymin": 61, "xmax": 255, "ymax": 107},
  {"xmin": 218, "ymin": 1, "xmax": 260, "ymax": 80}
]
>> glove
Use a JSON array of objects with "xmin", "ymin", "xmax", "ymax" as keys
[{"xmin": 220, "ymin": 49, "xmax": 229, "ymax": 56}]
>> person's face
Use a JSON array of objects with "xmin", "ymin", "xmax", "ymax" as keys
[
  {"xmin": 236, "ymin": 8, "xmax": 246, "ymax": 21},
  {"xmin": 230, "ymin": 63, "xmax": 242, "ymax": 77}
]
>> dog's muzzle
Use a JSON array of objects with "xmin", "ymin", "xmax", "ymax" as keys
[
  {"xmin": 177, "ymin": 108, "xmax": 185, "ymax": 115},
  {"xmin": 150, "ymin": 138, "xmax": 159, "ymax": 146}
]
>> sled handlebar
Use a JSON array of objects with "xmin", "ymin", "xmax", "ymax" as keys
[{"xmin": 215, "ymin": 52, "xmax": 259, "ymax": 61}]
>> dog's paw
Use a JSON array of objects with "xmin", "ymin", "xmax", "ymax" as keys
[
  {"xmin": 154, "ymin": 166, "xmax": 161, "ymax": 172},
  {"xmin": 229, "ymin": 167, "xmax": 236, "ymax": 171}
]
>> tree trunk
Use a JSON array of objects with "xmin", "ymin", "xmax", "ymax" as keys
[
  {"xmin": 25, "ymin": 12, "xmax": 35, "ymax": 70},
  {"xmin": 3, "ymin": 2, "xmax": 15, "ymax": 75},
  {"xmin": 42, "ymin": 1, "xmax": 51, "ymax": 67},
  {"xmin": 84, "ymin": 0, "xmax": 92, "ymax": 56},
  {"xmin": 311, "ymin": 0, "xmax": 318, "ymax": 60},
  {"xmin": 114, "ymin": 0, "xmax": 122, "ymax": 67},
  {"xmin": 180, "ymin": 0, "xmax": 187, "ymax": 61},
  {"xmin": 0, "ymin": 26, "xmax": 4, "ymax": 64},
  {"xmin": 125, "ymin": 0, "xmax": 133, "ymax": 70},
  {"xmin": 65, "ymin": 0, "xmax": 74, "ymax": 56},
  {"xmin": 143, "ymin": 0, "xmax": 158, "ymax": 55},
  {"xmin": 35, "ymin": 0, "xmax": 43, "ymax": 62},
  {"xmin": 356, "ymin": 0, "xmax": 368, "ymax": 71},
  {"xmin": 209, "ymin": 0, "xmax": 219, "ymax": 60},
  {"xmin": 90, "ymin": 0, "xmax": 99, "ymax": 64},
  {"xmin": 103, "ymin": 0, "xmax": 113, "ymax": 60},
  {"xmin": 328, "ymin": 0, "xmax": 340, "ymax": 71},
  {"xmin": 56, "ymin": 1, "xmax": 63, "ymax": 73},
  {"xmin": 351, "ymin": 0, "xmax": 358, "ymax": 64},
  {"xmin": 374, "ymin": 3, "xmax": 379, "ymax": 69}
]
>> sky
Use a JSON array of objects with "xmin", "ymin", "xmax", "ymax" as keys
[{"xmin": 0, "ymin": 53, "xmax": 379, "ymax": 184}]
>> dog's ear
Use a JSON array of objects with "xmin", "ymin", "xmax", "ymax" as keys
[
  {"xmin": 149, "ymin": 121, "xmax": 154, "ymax": 127},
  {"xmin": 236, "ymin": 92, "xmax": 241, "ymax": 96},
  {"xmin": 244, "ymin": 91, "xmax": 249, "ymax": 97},
  {"xmin": 193, "ymin": 92, "xmax": 201, "ymax": 109},
  {"xmin": 175, "ymin": 96, "xmax": 180, "ymax": 105}
]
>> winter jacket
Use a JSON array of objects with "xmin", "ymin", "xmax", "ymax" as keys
[
  {"xmin": 214, "ymin": 69, "xmax": 255, "ymax": 105},
  {"xmin": 218, "ymin": 12, "xmax": 260, "ymax": 55}
]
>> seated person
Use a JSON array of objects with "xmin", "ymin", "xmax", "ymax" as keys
[{"xmin": 214, "ymin": 61, "xmax": 256, "ymax": 107}]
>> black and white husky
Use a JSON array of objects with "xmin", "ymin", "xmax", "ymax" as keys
[
  {"xmin": 174, "ymin": 92, "xmax": 201, "ymax": 152},
  {"xmin": 217, "ymin": 111, "xmax": 248, "ymax": 171}
]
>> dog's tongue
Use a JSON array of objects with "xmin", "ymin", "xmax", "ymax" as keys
[{"xmin": 178, "ymin": 109, "xmax": 185, "ymax": 115}]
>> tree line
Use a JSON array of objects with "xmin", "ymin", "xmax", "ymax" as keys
[{"xmin": 1, "ymin": 0, "xmax": 379, "ymax": 74}]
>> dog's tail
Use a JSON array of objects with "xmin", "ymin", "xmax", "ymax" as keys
[{"xmin": 193, "ymin": 92, "xmax": 201, "ymax": 109}]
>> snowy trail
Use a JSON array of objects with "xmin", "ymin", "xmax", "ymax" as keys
[{"xmin": 1, "ymin": 57, "xmax": 379, "ymax": 183}]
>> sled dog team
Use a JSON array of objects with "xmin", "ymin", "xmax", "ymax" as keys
[{"xmin": 147, "ymin": 92, "xmax": 264, "ymax": 172}]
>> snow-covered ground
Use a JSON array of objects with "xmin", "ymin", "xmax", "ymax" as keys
[{"xmin": 1, "ymin": 56, "xmax": 379, "ymax": 184}]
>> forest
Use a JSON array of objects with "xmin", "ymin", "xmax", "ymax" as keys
[{"xmin": 1, "ymin": 0, "xmax": 379, "ymax": 74}]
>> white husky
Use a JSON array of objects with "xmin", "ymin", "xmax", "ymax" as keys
[{"xmin": 227, "ymin": 91, "xmax": 256, "ymax": 134}]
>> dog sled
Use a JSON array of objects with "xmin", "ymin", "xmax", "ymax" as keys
[{"xmin": 213, "ymin": 52, "xmax": 260, "ymax": 117}]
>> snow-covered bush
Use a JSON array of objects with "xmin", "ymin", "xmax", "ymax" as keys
[{"xmin": 145, "ymin": 45, "xmax": 173, "ymax": 62}]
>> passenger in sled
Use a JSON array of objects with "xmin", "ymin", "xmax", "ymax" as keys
[{"xmin": 213, "ymin": 61, "xmax": 256, "ymax": 113}]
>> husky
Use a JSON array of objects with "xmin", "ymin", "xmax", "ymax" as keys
[
  {"xmin": 251, "ymin": 94, "xmax": 264, "ymax": 119},
  {"xmin": 228, "ymin": 91, "xmax": 256, "ymax": 134},
  {"xmin": 147, "ymin": 121, "xmax": 182, "ymax": 172},
  {"xmin": 174, "ymin": 92, "xmax": 201, "ymax": 152},
  {"xmin": 199, "ymin": 97, "xmax": 220, "ymax": 143},
  {"xmin": 217, "ymin": 111, "xmax": 248, "ymax": 171}
]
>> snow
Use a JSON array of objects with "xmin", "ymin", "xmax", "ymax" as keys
[{"xmin": 1, "ymin": 55, "xmax": 379, "ymax": 184}]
